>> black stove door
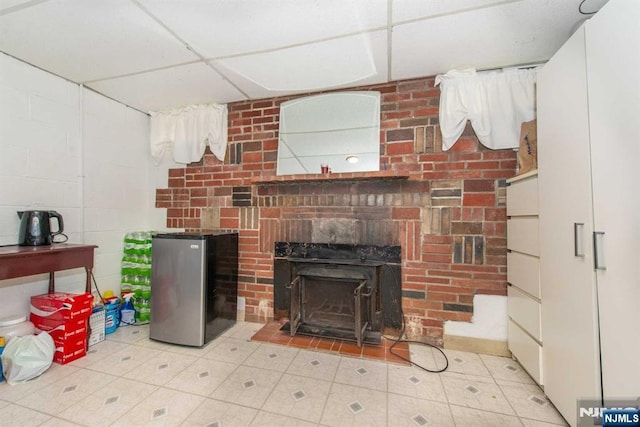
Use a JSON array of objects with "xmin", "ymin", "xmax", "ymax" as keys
[
  {"xmin": 354, "ymin": 279, "xmax": 370, "ymax": 347},
  {"xmin": 288, "ymin": 275, "xmax": 302, "ymax": 336}
]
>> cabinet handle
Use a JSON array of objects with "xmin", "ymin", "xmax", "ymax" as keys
[
  {"xmin": 593, "ymin": 231, "xmax": 606, "ymax": 270},
  {"xmin": 574, "ymin": 223, "xmax": 585, "ymax": 257}
]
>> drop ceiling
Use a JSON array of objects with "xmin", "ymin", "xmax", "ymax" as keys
[{"xmin": 0, "ymin": 0, "xmax": 608, "ymax": 113}]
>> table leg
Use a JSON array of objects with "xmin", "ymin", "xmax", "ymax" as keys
[
  {"xmin": 85, "ymin": 267, "xmax": 93, "ymax": 351},
  {"xmin": 48, "ymin": 272, "xmax": 55, "ymax": 293},
  {"xmin": 85, "ymin": 268, "xmax": 92, "ymax": 293}
]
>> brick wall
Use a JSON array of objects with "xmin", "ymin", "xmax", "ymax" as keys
[{"xmin": 155, "ymin": 76, "xmax": 516, "ymax": 341}]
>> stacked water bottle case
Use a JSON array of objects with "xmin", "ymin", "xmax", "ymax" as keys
[{"xmin": 120, "ymin": 231, "xmax": 154, "ymax": 324}]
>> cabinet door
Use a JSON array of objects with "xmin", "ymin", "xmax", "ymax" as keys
[
  {"xmin": 538, "ymin": 25, "xmax": 601, "ymax": 426},
  {"xmin": 586, "ymin": 0, "xmax": 640, "ymax": 399}
]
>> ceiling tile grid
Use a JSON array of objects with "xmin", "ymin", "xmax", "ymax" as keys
[{"xmin": 0, "ymin": 0, "xmax": 608, "ymax": 112}]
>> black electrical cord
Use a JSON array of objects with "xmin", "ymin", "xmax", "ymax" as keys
[{"xmin": 383, "ymin": 265, "xmax": 449, "ymax": 373}]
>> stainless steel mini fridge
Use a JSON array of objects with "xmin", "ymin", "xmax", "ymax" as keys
[{"xmin": 150, "ymin": 232, "xmax": 238, "ymax": 346}]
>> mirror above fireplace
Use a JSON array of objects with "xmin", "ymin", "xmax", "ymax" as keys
[{"xmin": 276, "ymin": 91, "xmax": 381, "ymax": 176}]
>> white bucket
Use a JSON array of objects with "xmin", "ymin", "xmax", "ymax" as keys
[{"xmin": 0, "ymin": 315, "xmax": 35, "ymax": 339}]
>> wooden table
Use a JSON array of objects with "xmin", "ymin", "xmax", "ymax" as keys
[{"xmin": 0, "ymin": 244, "xmax": 98, "ymax": 292}]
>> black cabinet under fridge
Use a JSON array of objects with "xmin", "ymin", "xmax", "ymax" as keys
[{"xmin": 150, "ymin": 232, "xmax": 238, "ymax": 346}]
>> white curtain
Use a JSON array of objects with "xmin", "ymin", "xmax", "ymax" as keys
[
  {"xmin": 149, "ymin": 103, "xmax": 228, "ymax": 164},
  {"xmin": 435, "ymin": 68, "xmax": 537, "ymax": 150}
]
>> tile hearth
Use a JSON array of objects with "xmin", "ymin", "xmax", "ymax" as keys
[
  {"xmin": 249, "ymin": 322, "xmax": 411, "ymax": 365},
  {"xmin": 0, "ymin": 321, "xmax": 568, "ymax": 426}
]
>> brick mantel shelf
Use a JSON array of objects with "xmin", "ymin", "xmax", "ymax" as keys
[{"xmin": 252, "ymin": 170, "xmax": 414, "ymax": 185}]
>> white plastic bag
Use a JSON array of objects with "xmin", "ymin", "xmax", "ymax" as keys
[{"xmin": 1, "ymin": 332, "xmax": 54, "ymax": 385}]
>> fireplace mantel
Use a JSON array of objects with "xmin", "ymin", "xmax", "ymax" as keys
[{"xmin": 252, "ymin": 170, "xmax": 414, "ymax": 185}]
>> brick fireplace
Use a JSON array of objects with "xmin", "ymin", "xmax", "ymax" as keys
[{"xmin": 155, "ymin": 75, "xmax": 515, "ymax": 342}]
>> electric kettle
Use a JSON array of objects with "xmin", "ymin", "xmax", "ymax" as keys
[{"xmin": 17, "ymin": 210, "xmax": 64, "ymax": 246}]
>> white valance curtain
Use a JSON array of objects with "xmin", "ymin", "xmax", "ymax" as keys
[
  {"xmin": 150, "ymin": 103, "xmax": 228, "ymax": 164},
  {"xmin": 435, "ymin": 68, "xmax": 537, "ymax": 150}
]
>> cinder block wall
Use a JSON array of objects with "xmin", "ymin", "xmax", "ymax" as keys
[{"xmin": 155, "ymin": 76, "xmax": 516, "ymax": 341}]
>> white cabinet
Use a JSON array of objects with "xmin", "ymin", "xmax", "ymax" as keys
[
  {"xmin": 506, "ymin": 171, "xmax": 543, "ymax": 385},
  {"xmin": 537, "ymin": 1, "xmax": 640, "ymax": 425}
]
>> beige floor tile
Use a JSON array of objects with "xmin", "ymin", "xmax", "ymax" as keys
[
  {"xmin": 69, "ymin": 340, "xmax": 129, "ymax": 368},
  {"xmin": 521, "ymin": 417, "xmax": 569, "ymax": 426},
  {"xmin": 250, "ymin": 411, "xmax": 318, "ymax": 427},
  {"xmin": 442, "ymin": 349, "xmax": 492, "ymax": 377},
  {"xmin": 106, "ymin": 324, "xmax": 149, "ymax": 344},
  {"xmin": 320, "ymin": 383, "xmax": 387, "ymax": 427},
  {"xmin": 450, "ymin": 404, "xmax": 524, "ymax": 426},
  {"xmin": 387, "ymin": 364, "xmax": 448, "ymax": 403},
  {"xmin": 155, "ymin": 336, "xmax": 224, "ymax": 357},
  {"xmin": 85, "ymin": 344, "xmax": 161, "ymax": 377},
  {"xmin": 202, "ymin": 337, "xmax": 260, "ymax": 364},
  {"xmin": 0, "ymin": 402, "xmax": 51, "ymax": 426},
  {"xmin": 15, "ymin": 369, "xmax": 117, "ymax": 415},
  {"xmin": 499, "ymin": 382, "xmax": 568, "ymax": 425},
  {"xmin": 243, "ymin": 342, "xmax": 299, "ymax": 372},
  {"xmin": 164, "ymin": 357, "xmax": 238, "ymax": 396},
  {"xmin": 441, "ymin": 374, "xmax": 516, "ymax": 415},
  {"xmin": 261, "ymin": 373, "xmax": 331, "ymax": 423},
  {"xmin": 181, "ymin": 398, "xmax": 258, "ymax": 427},
  {"xmin": 211, "ymin": 365, "xmax": 282, "ymax": 409},
  {"xmin": 113, "ymin": 387, "xmax": 205, "ymax": 426},
  {"xmin": 480, "ymin": 353, "xmax": 536, "ymax": 384},
  {"xmin": 125, "ymin": 350, "xmax": 198, "ymax": 386},
  {"xmin": 225, "ymin": 321, "xmax": 264, "ymax": 340},
  {"xmin": 388, "ymin": 393, "xmax": 455, "ymax": 426},
  {"xmin": 0, "ymin": 363, "xmax": 78, "ymax": 403},
  {"xmin": 39, "ymin": 417, "xmax": 84, "ymax": 427},
  {"xmin": 57, "ymin": 377, "xmax": 157, "ymax": 426},
  {"xmin": 285, "ymin": 349, "xmax": 341, "ymax": 381},
  {"xmin": 334, "ymin": 356, "xmax": 388, "ymax": 391}
]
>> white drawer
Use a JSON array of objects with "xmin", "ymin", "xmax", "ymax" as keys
[
  {"xmin": 507, "ymin": 251, "xmax": 540, "ymax": 298},
  {"xmin": 508, "ymin": 319, "xmax": 543, "ymax": 385},
  {"xmin": 507, "ymin": 217, "xmax": 539, "ymax": 256},
  {"xmin": 508, "ymin": 286, "xmax": 542, "ymax": 341},
  {"xmin": 507, "ymin": 176, "xmax": 538, "ymax": 216}
]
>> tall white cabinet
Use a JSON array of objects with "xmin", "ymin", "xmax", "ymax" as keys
[{"xmin": 537, "ymin": 1, "xmax": 640, "ymax": 426}]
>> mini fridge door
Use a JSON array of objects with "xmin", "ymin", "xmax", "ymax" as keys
[{"xmin": 150, "ymin": 235, "xmax": 207, "ymax": 346}]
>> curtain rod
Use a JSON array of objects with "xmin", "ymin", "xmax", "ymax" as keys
[{"xmin": 477, "ymin": 60, "xmax": 546, "ymax": 73}]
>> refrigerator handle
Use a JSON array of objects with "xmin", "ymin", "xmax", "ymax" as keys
[{"xmin": 574, "ymin": 223, "xmax": 585, "ymax": 257}]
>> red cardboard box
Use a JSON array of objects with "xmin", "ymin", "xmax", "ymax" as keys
[
  {"xmin": 54, "ymin": 346, "xmax": 86, "ymax": 365},
  {"xmin": 30, "ymin": 293, "xmax": 93, "ymax": 365},
  {"xmin": 32, "ymin": 317, "xmax": 88, "ymax": 343},
  {"xmin": 53, "ymin": 335, "xmax": 87, "ymax": 354},
  {"xmin": 30, "ymin": 292, "xmax": 93, "ymax": 323}
]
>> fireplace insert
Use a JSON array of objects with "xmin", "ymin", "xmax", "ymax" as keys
[{"xmin": 274, "ymin": 242, "xmax": 402, "ymax": 347}]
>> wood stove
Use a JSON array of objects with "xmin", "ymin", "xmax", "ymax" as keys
[{"xmin": 273, "ymin": 242, "xmax": 402, "ymax": 347}]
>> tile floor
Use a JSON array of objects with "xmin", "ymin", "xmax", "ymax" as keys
[{"xmin": 0, "ymin": 322, "xmax": 568, "ymax": 426}]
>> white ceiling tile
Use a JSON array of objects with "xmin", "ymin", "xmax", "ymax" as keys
[
  {"xmin": 213, "ymin": 30, "xmax": 388, "ymax": 99},
  {"xmin": 87, "ymin": 63, "xmax": 246, "ymax": 113},
  {"xmin": 391, "ymin": 0, "xmax": 584, "ymax": 80},
  {"xmin": 392, "ymin": 0, "xmax": 520, "ymax": 23},
  {"xmin": 139, "ymin": 0, "xmax": 388, "ymax": 58},
  {"xmin": 0, "ymin": 0, "xmax": 45, "ymax": 15},
  {"xmin": 0, "ymin": 0, "xmax": 199, "ymax": 82}
]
